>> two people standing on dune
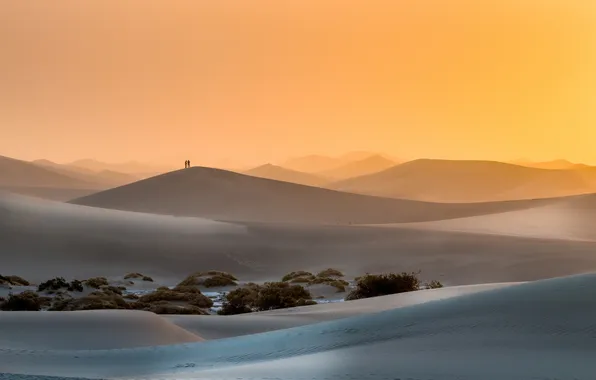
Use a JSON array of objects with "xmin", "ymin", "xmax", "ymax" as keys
[{"xmin": 184, "ymin": 160, "xmax": 191, "ymax": 168}]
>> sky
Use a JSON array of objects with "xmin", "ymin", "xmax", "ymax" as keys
[{"xmin": 1, "ymin": 0, "xmax": 595, "ymax": 167}]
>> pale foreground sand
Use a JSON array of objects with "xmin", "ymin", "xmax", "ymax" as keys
[
  {"xmin": 1, "ymin": 273, "xmax": 595, "ymax": 379},
  {"xmin": 4, "ymin": 193, "xmax": 596, "ymax": 284}
]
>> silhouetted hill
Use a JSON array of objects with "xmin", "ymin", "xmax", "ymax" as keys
[
  {"xmin": 32, "ymin": 159, "xmax": 139, "ymax": 187},
  {"xmin": 0, "ymin": 155, "xmax": 93, "ymax": 188},
  {"xmin": 329, "ymin": 159, "xmax": 596, "ymax": 202},
  {"xmin": 282, "ymin": 155, "xmax": 343, "ymax": 173},
  {"xmin": 318, "ymin": 155, "xmax": 396, "ymax": 180},
  {"xmin": 244, "ymin": 164, "xmax": 329, "ymax": 187},
  {"xmin": 68, "ymin": 159, "xmax": 173, "ymax": 176},
  {"xmin": 512, "ymin": 159, "xmax": 591, "ymax": 170},
  {"xmin": 70, "ymin": 166, "xmax": 556, "ymax": 224}
]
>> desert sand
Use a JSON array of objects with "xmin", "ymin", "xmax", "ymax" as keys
[
  {"xmin": 3, "ymin": 166, "xmax": 596, "ymax": 379},
  {"xmin": 2, "ymin": 274, "xmax": 595, "ymax": 379},
  {"xmin": 330, "ymin": 159, "xmax": 596, "ymax": 202}
]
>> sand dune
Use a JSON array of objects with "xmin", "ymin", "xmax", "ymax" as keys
[
  {"xmin": 69, "ymin": 166, "xmax": 562, "ymax": 224},
  {"xmin": 4, "ymin": 192, "xmax": 596, "ymax": 285},
  {"xmin": 317, "ymin": 154, "xmax": 396, "ymax": 180},
  {"xmin": 0, "ymin": 310, "xmax": 202, "ymax": 350},
  {"xmin": 243, "ymin": 163, "xmax": 329, "ymax": 187},
  {"xmin": 0, "ymin": 155, "xmax": 94, "ymax": 189},
  {"xmin": 2, "ymin": 273, "xmax": 595, "ymax": 379},
  {"xmin": 382, "ymin": 193, "xmax": 596, "ymax": 242},
  {"xmin": 330, "ymin": 159, "xmax": 596, "ymax": 202},
  {"xmin": 32, "ymin": 159, "xmax": 139, "ymax": 187},
  {"xmin": 166, "ymin": 282, "xmax": 519, "ymax": 339}
]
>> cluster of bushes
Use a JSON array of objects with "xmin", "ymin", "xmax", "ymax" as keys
[
  {"xmin": 124, "ymin": 273, "xmax": 154, "ymax": 282},
  {"xmin": 218, "ymin": 282, "xmax": 316, "ymax": 315},
  {"xmin": 281, "ymin": 268, "xmax": 349, "ymax": 292},
  {"xmin": 37, "ymin": 277, "xmax": 84, "ymax": 293},
  {"xmin": 346, "ymin": 272, "xmax": 443, "ymax": 300},
  {"xmin": 0, "ymin": 291, "xmax": 51, "ymax": 311},
  {"xmin": 177, "ymin": 271, "xmax": 238, "ymax": 288}
]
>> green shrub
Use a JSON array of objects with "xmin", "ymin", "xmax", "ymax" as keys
[
  {"xmin": 218, "ymin": 287, "xmax": 258, "ymax": 315},
  {"xmin": 124, "ymin": 273, "xmax": 144, "ymax": 279},
  {"xmin": 346, "ymin": 272, "xmax": 422, "ymax": 301},
  {"xmin": 1, "ymin": 291, "xmax": 43, "ymax": 311},
  {"xmin": 142, "ymin": 276, "xmax": 154, "ymax": 282}
]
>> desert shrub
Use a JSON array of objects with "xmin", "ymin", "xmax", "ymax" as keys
[
  {"xmin": 124, "ymin": 273, "xmax": 143, "ymax": 280},
  {"xmin": 83, "ymin": 277, "xmax": 109, "ymax": 289},
  {"xmin": 316, "ymin": 268, "xmax": 344, "ymax": 278},
  {"xmin": 345, "ymin": 272, "xmax": 422, "ymax": 301},
  {"xmin": 289, "ymin": 276, "xmax": 312, "ymax": 283},
  {"xmin": 425, "ymin": 280, "xmax": 444, "ymax": 289},
  {"xmin": 281, "ymin": 271, "xmax": 313, "ymax": 282},
  {"xmin": 37, "ymin": 277, "xmax": 83, "ymax": 293},
  {"xmin": 100, "ymin": 285, "xmax": 124, "ymax": 295},
  {"xmin": 219, "ymin": 282, "xmax": 314, "ymax": 315},
  {"xmin": 68, "ymin": 280, "xmax": 84, "ymax": 292},
  {"xmin": 0, "ymin": 275, "xmax": 30, "ymax": 286},
  {"xmin": 218, "ymin": 287, "xmax": 258, "ymax": 315},
  {"xmin": 202, "ymin": 275, "xmax": 237, "ymax": 287},
  {"xmin": 137, "ymin": 288, "xmax": 213, "ymax": 308},
  {"xmin": 124, "ymin": 293, "xmax": 140, "ymax": 300},
  {"xmin": 50, "ymin": 293, "xmax": 129, "ymax": 311},
  {"xmin": 0, "ymin": 291, "xmax": 43, "ymax": 311},
  {"xmin": 124, "ymin": 273, "xmax": 154, "ymax": 282},
  {"xmin": 157, "ymin": 286, "xmax": 170, "ymax": 291},
  {"xmin": 177, "ymin": 271, "xmax": 238, "ymax": 288}
]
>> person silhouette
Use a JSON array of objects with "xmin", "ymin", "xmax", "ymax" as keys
[
  {"xmin": 188, "ymin": 160, "xmax": 191, "ymax": 168},
  {"xmin": 184, "ymin": 160, "xmax": 188, "ymax": 168}
]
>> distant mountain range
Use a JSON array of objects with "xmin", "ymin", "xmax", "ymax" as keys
[{"xmin": 243, "ymin": 164, "xmax": 329, "ymax": 187}]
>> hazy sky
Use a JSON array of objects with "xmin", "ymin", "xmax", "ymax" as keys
[{"xmin": 1, "ymin": 1, "xmax": 595, "ymax": 166}]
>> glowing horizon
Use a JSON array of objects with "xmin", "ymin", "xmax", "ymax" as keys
[{"xmin": 1, "ymin": 1, "xmax": 595, "ymax": 167}]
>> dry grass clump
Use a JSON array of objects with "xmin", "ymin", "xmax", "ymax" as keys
[{"xmin": 177, "ymin": 271, "xmax": 238, "ymax": 288}]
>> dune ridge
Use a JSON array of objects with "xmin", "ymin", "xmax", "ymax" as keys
[{"xmin": 69, "ymin": 166, "xmax": 564, "ymax": 224}]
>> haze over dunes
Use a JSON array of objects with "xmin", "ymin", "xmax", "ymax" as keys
[
  {"xmin": 330, "ymin": 159, "xmax": 596, "ymax": 202},
  {"xmin": 69, "ymin": 166, "xmax": 559, "ymax": 224},
  {"xmin": 243, "ymin": 164, "xmax": 329, "ymax": 187},
  {"xmin": 317, "ymin": 154, "xmax": 396, "ymax": 180}
]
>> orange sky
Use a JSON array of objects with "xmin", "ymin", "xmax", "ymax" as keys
[{"xmin": 1, "ymin": 0, "xmax": 595, "ymax": 167}]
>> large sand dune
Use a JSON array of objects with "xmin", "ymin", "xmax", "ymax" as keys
[
  {"xmin": 4, "ymin": 192, "xmax": 596, "ymax": 284},
  {"xmin": 383, "ymin": 193, "xmax": 596, "ymax": 241},
  {"xmin": 1, "ymin": 273, "xmax": 595, "ymax": 379},
  {"xmin": 330, "ymin": 159, "xmax": 596, "ymax": 202},
  {"xmin": 243, "ymin": 163, "xmax": 329, "ymax": 187},
  {"xmin": 69, "ymin": 166, "xmax": 562, "ymax": 224}
]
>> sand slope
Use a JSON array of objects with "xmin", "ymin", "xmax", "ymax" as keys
[
  {"xmin": 330, "ymin": 159, "xmax": 596, "ymax": 202},
  {"xmin": 0, "ymin": 155, "xmax": 94, "ymax": 189},
  {"xmin": 0, "ymin": 310, "xmax": 202, "ymax": 350},
  {"xmin": 69, "ymin": 166, "xmax": 560, "ymax": 224},
  {"xmin": 243, "ymin": 164, "xmax": 329, "ymax": 187},
  {"xmin": 386, "ymin": 193, "xmax": 596, "ymax": 241},
  {"xmin": 317, "ymin": 154, "xmax": 396, "ymax": 180},
  {"xmin": 4, "ymin": 192, "xmax": 596, "ymax": 284},
  {"xmin": 2, "ymin": 273, "xmax": 595, "ymax": 379}
]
